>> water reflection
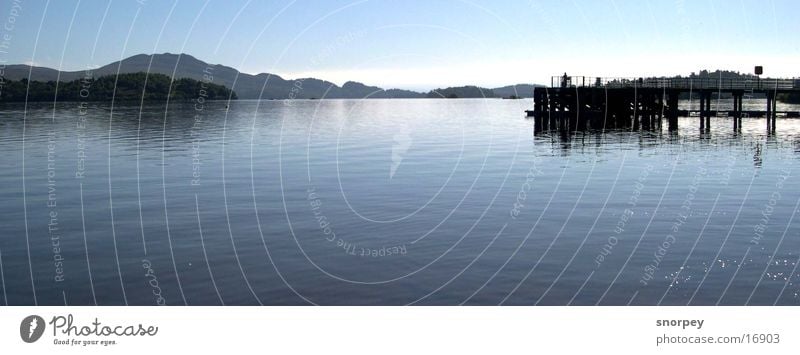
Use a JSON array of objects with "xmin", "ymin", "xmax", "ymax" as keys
[
  {"xmin": 532, "ymin": 115, "xmax": 798, "ymax": 170},
  {"xmin": 1, "ymin": 99, "xmax": 799, "ymax": 305}
]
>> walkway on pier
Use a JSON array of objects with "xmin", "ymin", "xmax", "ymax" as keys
[{"xmin": 529, "ymin": 75, "xmax": 800, "ymax": 133}]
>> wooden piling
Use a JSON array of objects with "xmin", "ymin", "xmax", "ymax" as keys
[{"xmin": 766, "ymin": 93, "xmax": 772, "ymax": 131}]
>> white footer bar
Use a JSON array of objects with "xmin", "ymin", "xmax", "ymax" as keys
[{"xmin": 0, "ymin": 306, "xmax": 795, "ymax": 354}]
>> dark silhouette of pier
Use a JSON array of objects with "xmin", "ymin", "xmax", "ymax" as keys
[{"xmin": 528, "ymin": 75, "xmax": 800, "ymax": 133}]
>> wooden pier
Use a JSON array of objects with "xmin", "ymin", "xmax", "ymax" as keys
[{"xmin": 528, "ymin": 76, "xmax": 800, "ymax": 133}]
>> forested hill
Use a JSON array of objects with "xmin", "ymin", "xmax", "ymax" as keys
[
  {"xmin": 3, "ymin": 53, "xmax": 541, "ymax": 99},
  {"xmin": 0, "ymin": 72, "xmax": 236, "ymax": 102},
  {"xmin": 426, "ymin": 86, "xmax": 496, "ymax": 98}
]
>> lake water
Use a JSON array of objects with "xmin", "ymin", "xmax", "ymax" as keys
[{"xmin": 1, "ymin": 98, "xmax": 799, "ymax": 305}]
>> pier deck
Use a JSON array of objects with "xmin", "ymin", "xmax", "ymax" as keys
[{"xmin": 529, "ymin": 75, "xmax": 800, "ymax": 133}]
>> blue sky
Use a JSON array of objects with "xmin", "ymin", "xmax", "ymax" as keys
[{"xmin": 1, "ymin": 0, "xmax": 798, "ymax": 90}]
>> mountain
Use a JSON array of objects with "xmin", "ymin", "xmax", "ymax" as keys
[
  {"xmin": 0, "ymin": 72, "xmax": 235, "ymax": 102},
  {"xmin": 338, "ymin": 81, "xmax": 423, "ymax": 98},
  {"xmin": 491, "ymin": 84, "xmax": 542, "ymax": 98},
  {"xmin": 1, "ymin": 53, "xmax": 541, "ymax": 100},
  {"xmin": 1, "ymin": 53, "xmax": 423, "ymax": 99},
  {"xmin": 426, "ymin": 86, "xmax": 496, "ymax": 98},
  {"xmin": 423, "ymin": 84, "xmax": 543, "ymax": 99}
]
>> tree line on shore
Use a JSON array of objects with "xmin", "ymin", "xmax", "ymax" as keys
[{"xmin": 0, "ymin": 72, "xmax": 237, "ymax": 102}]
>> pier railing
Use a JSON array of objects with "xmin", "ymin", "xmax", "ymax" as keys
[{"xmin": 550, "ymin": 76, "xmax": 798, "ymax": 90}]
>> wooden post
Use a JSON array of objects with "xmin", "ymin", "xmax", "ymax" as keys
[
  {"xmin": 534, "ymin": 89, "xmax": 545, "ymax": 131},
  {"xmin": 633, "ymin": 93, "xmax": 641, "ymax": 131},
  {"xmin": 668, "ymin": 91, "xmax": 679, "ymax": 131},
  {"xmin": 657, "ymin": 92, "xmax": 664, "ymax": 130},
  {"xmin": 641, "ymin": 93, "xmax": 649, "ymax": 131},
  {"xmin": 771, "ymin": 94, "xmax": 777, "ymax": 132},
  {"xmin": 699, "ymin": 93, "xmax": 706, "ymax": 131},
  {"xmin": 732, "ymin": 92, "xmax": 740, "ymax": 132},
  {"xmin": 737, "ymin": 93, "xmax": 743, "ymax": 130},
  {"xmin": 732, "ymin": 94, "xmax": 737, "ymax": 131},
  {"xmin": 766, "ymin": 93, "xmax": 772, "ymax": 131},
  {"xmin": 707, "ymin": 92, "xmax": 712, "ymax": 131},
  {"xmin": 548, "ymin": 90, "xmax": 557, "ymax": 131}
]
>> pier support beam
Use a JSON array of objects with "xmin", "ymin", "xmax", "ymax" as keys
[
  {"xmin": 766, "ymin": 92, "xmax": 774, "ymax": 132},
  {"xmin": 641, "ymin": 93, "xmax": 650, "ymax": 131},
  {"xmin": 737, "ymin": 93, "xmax": 743, "ymax": 130},
  {"xmin": 657, "ymin": 92, "xmax": 664, "ymax": 130},
  {"xmin": 699, "ymin": 92, "xmax": 707, "ymax": 131},
  {"xmin": 770, "ymin": 92, "xmax": 777, "ymax": 132},
  {"xmin": 704, "ymin": 91, "xmax": 712, "ymax": 132},
  {"xmin": 732, "ymin": 91, "xmax": 742, "ymax": 132},
  {"xmin": 548, "ymin": 91, "xmax": 557, "ymax": 131},
  {"xmin": 667, "ymin": 91, "xmax": 679, "ymax": 131},
  {"xmin": 633, "ymin": 92, "xmax": 641, "ymax": 131},
  {"xmin": 533, "ymin": 88, "xmax": 547, "ymax": 132},
  {"xmin": 565, "ymin": 93, "xmax": 577, "ymax": 131}
]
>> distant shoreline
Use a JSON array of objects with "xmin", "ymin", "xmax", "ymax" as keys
[
  {"xmin": 0, "ymin": 72, "xmax": 236, "ymax": 103},
  {"xmin": 0, "ymin": 97, "xmax": 525, "ymax": 104},
  {"xmin": 1, "ymin": 53, "xmax": 541, "ymax": 100},
  {"xmin": 6, "ymin": 96, "xmax": 800, "ymax": 104}
]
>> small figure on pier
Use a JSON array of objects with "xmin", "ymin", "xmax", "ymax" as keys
[{"xmin": 561, "ymin": 72, "xmax": 569, "ymax": 88}]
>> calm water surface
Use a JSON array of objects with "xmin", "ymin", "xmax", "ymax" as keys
[{"xmin": 1, "ymin": 98, "xmax": 800, "ymax": 305}]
